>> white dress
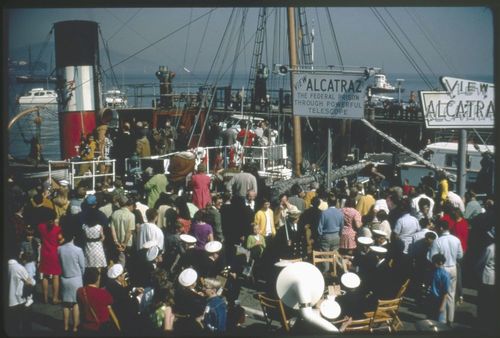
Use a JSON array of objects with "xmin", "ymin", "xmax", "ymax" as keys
[{"xmin": 82, "ymin": 224, "xmax": 107, "ymax": 268}]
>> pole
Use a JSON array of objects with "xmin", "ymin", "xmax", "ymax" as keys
[
  {"xmin": 457, "ymin": 129, "xmax": 467, "ymax": 197},
  {"xmin": 327, "ymin": 127, "xmax": 332, "ymax": 190},
  {"xmin": 288, "ymin": 7, "xmax": 302, "ymax": 177}
]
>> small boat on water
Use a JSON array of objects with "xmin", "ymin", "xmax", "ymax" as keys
[
  {"xmin": 370, "ymin": 74, "xmax": 400, "ymax": 93},
  {"xmin": 17, "ymin": 88, "xmax": 58, "ymax": 105},
  {"xmin": 104, "ymin": 89, "xmax": 128, "ymax": 108}
]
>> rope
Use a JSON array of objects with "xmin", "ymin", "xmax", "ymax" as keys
[
  {"xmin": 182, "ymin": 9, "xmax": 193, "ymax": 71},
  {"xmin": 325, "ymin": 8, "xmax": 344, "ymax": 67},
  {"xmin": 192, "ymin": 10, "xmax": 213, "ymax": 73},
  {"xmin": 106, "ymin": 8, "xmax": 142, "ymax": 42},
  {"xmin": 360, "ymin": 118, "xmax": 452, "ymax": 177},
  {"xmin": 370, "ymin": 8, "xmax": 434, "ymax": 90}
]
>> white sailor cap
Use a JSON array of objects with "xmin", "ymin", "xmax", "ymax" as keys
[
  {"xmin": 107, "ymin": 264, "xmax": 124, "ymax": 279},
  {"xmin": 341, "ymin": 272, "xmax": 361, "ymax": 289},
  {"xmin": 146, "ymin": 246, "xmax": 160, "ymax": 261},
  {"xmin": 319, "ymin": 298, "xmax": 341, "ymax": 320},
  {"xmin": 178, "ymin": 268, "xmax": 198, "ymax": 287},
  {"xmin": 142, "ymin": 240, "xmax": 157, "ymax": 250},
  {"xmin": 59, "ymin": 179, "xmax": 69, "ymax": 187},
  {"xmin": 357, "ymin": 236, "xmax": 374, "ymax": 245},
  {"xmin": 370, "ymin": 245, "xmax": 388, "ymax": 254},
  {"xmin": 180, "ymin": 234, "xmax": 197, "ymax": 244},
  {"xmin": 372, "ymin": 229, "xmax": 388, "ymax": 238},
  {"xmin": 205, "ymin": 241, "xmax": 222, "ymax": 253}
]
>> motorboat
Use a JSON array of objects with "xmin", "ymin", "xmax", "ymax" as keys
[
  {"xmin": 399, "ymin": 142, "xmax": 494, "ymax": 187},
  {"xmin": 370, "ymin": 74, "xmax": 397, "ymax": 93},
  {"xmin": 104, "ymin": 89, "xmax": 128, "ymax": 108},
  {"xmin": 17, "ymin": 88, "xmax": 58, "ymax": 105}
]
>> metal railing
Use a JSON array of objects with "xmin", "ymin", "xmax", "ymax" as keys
[{"xmin": 49, "ymin": 159, "xmax": 116, "ymax": 192}]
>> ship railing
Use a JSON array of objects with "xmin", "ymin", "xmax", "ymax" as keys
[
  {"xmin": 124, "ymin": 143, "xmax": 289, "ymax": 181},
  {"xmin": 48, "ymin": 159, "xmax": 116, "ymax": 193}
]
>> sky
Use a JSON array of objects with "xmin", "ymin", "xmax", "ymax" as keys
[{"xmin": 5, "ymin": 7, "xmax": 494, "ymax": 81}]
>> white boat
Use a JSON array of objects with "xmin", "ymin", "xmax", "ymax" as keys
[
  {"xmin": 104, "ymin": 89, "xmax": 128, "ymax": 108},
  {"xmin": 18, "ymin": 88, "xmax": 58, "ymax": 105},
  {"xmin": 399, "ymin": 142, "xmax": 494, "ymax": 187},
  {"xmin": 370, "ymin": 74, "xmax": 397, "ymax": 93}
]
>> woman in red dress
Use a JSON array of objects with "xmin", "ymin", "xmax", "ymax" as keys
[
  {"xmin": 190, "ymin": 164, "xmax": 211, "ymax": 209},
  {"xmin": 38, "ymin": 209, "xmax": 62, "ymax": 304},
  {"xmin": 77, "ymin": 267, "xmax": 115, "ymax": 333}
]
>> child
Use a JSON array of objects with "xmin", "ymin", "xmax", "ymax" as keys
[
  {"xmin": 19, "ymin": 227, "xmax": 40, "ymax": 307},
  {"xmin": 243, "ymin": 223, "xmax": 266, "ymax": 278},
  {"xmin": 202, "ymin": 278, "xmax": 227, "ymax": 333},
  {"xmin": 19, "ymin": 252, "xmax": 36, "ymax": 307},
  {"xmin": 428, "ymin": 253, "xmax": 450, "ymax": 323}
]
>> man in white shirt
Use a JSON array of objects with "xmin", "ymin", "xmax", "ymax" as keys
[
  {"xmin": 411, "ymin": 186, "xmax": 434, "ymax": 219},
  {"xmin": 8, "ymin": 257, "xmax": 35, "ymax": 334},
  {"xmin": 138, "ymin": 208, "xmax": 165, "ymax": 252}
]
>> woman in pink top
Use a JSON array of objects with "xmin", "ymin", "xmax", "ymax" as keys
[
  {"xmin": 190, "ymin": 164, "xmax": 211, "ymax": 209},
  {"xmin": 340, "ymin": 197, "xmax": 362, "ymax": 255}
]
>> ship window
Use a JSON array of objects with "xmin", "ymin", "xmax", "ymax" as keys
[
  {"xmin": 445, "ymin": 154, "xmax": 471, "ymax": 169},
  {"xmin": 35, "ymin": 92, "xmax": 41, "ymax": 96}
]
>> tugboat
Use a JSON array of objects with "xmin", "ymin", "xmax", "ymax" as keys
[{"xmin": 369, "ymin": 74, "xmax": 398, "ymax": 93}]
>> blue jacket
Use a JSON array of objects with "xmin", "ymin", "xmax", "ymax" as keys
[
  {"xmin": 317, "ymin": 207, "xmax": 343, "ymax": 236},
  {"xmin": 204, "ymin": 296, "xmax": 227, "ymax": 332}
]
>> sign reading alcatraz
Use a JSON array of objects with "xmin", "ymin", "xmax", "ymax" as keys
[
  {"xmin": 420, "ymin": 77, "xmax": 494, "ymax": 129},
  {"xmin": 292, "ymin": 72, "xmax": 367, "ymax": 119}
]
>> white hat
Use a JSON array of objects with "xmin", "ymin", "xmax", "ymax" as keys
[
  {"xmin": 180, "ymin": 234, "xmax": 197, "ymax": 244},
  {"xmin": 276, "ymin": 262, "xmax": 324, "ymax": 310},
  {"xmin": 146, "ymin": 246, "xmax": 160, "ymax": 261},
  {"xmin": 107, "ymin": 264, "xmax": 124, "ymax": 279},
  {"xmin": 372, "ymin": 229, "xmax": 388, "ymax": 238},
  {"xmin": 341, "ymin": 272, "xmax": 361, "ymax": 289},
  {"xmin": 287, "ymin": 205, "xmax": 301, "ymax": 218},
  {"xmin": 142, "ymin": 240, "xmax": 157, "ymax": 249},
  {"xmin": 178, "ymin": 268, "xmax": 198, "ymax": 287},
  {"xmin": 205, "ymin": 241, "xmax": 222, "ymax": 253},
  {"xmin": 357, "ymin": 236, "xmax": 373, "ymax": 245},
  {"xmin": 370, "ymin": 246, "xmax": 388, "ymax": 254},
  {"xmin": 59, "ymin": 179, "xmax": 69, "ymax": 186},
  {"xmin": 320, "ymin": 298, "xmax": 341, "ymax": 320},
  {"xmin": 274, "ymin": 260, "xmax": 292, "ymax": 268}
]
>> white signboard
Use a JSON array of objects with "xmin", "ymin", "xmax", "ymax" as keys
[
  {"xmin": 420, "ymin": 77, "xmax": 494, "ymax": 129},
  {"xmin": 292, "ymin": 72, "xmax": 367, "ymax": 119}
]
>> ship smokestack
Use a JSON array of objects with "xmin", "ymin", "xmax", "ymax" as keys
[{"xmin": 54, "ymin": 20, "xmax": 101, "ymax": 159}]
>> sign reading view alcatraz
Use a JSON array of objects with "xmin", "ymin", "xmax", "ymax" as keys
[
  {"xmin": 420, "ymin": 77, "xmax": 494, "ymax": 129},
  {"xmin": 292, "ymin": 72, "xmax": 367, "ymax": 119}
]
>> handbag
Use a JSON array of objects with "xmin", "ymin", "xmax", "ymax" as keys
[{"xmin": 82, "ymin": 287, "xmax": 121, "ymax": 332}]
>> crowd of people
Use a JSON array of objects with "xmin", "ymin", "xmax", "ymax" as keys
[{"xmin": 6, "ymin": 152, "xmax": 496, "ymax": 334}]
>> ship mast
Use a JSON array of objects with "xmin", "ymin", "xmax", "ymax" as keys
[{"xmin": 287, "ymin": 7, "xmax": 303, "ymax": 177}]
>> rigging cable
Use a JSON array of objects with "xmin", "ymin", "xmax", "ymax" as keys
[
  {"xmin": 325, "ymin": 8, "xmax": 344, "ymax": 67},
  {"xmin": 384, "ymin": 8, "xmax": 439, "ymax": 83},
  {"xmin": 315, "ymin": 8, "xmax": 328, "ymax": 66},
  {"xmin": 182, "ymin": 8, "xmax": 193, "ymax": 72},
  {"xmin": 404, "ymin": 8, "xmax": 459, "ymax": 74},
  {"xmin": 99, "ymin": 27, "xmax": 120, "ymax": 89},
  {"xmin": 106, "ymin": 8, "xmax": 142, "ymax": 42},
  {"xmin": 229, "ymin": 9, "xmax": 248, "ymax": 87},
  {"xmin": 192, "ymin": 10, "xmax": 214, "ymax": 73},
  {"xmin": 370, "ymin": 8, "xmax": 433, "ymax": 89}
]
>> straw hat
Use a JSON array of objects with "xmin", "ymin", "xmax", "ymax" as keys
[
  {"xmin": 178, "ymin": 268, "xmax": 198, "ymax": 287},
  {"xmin": 340, "ymin": 272, "xmax": 361, "ymax": 289},
  {"xmin": 276, "ymin": 262, "xmax": 324, "ymax": 310},
  {"xmin": 107, "ymin": 264, "xmax": 124, "ymax": 279}
]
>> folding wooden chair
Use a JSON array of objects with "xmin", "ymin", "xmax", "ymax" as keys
[
  {"xmin": 257, "ymin": 294, "xmax": 291, "ymax": 332},
  {"xmin": 279, "ymin": 258, "xmax": 303, "ymax": 263},
  {"xmin": 395, "ymin": 278, "xmax": 411, "ymax": 299},
  {"xmin": 343, "ymin": 317, "xmax": 373, "ymax": 332},
  {"xmin": 364, "ymin": 297, "xmax": 403, "ymax": 332},
  {"xmin": 312, "ymin": 250, "xmax": 345, "ymax": 277}
]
